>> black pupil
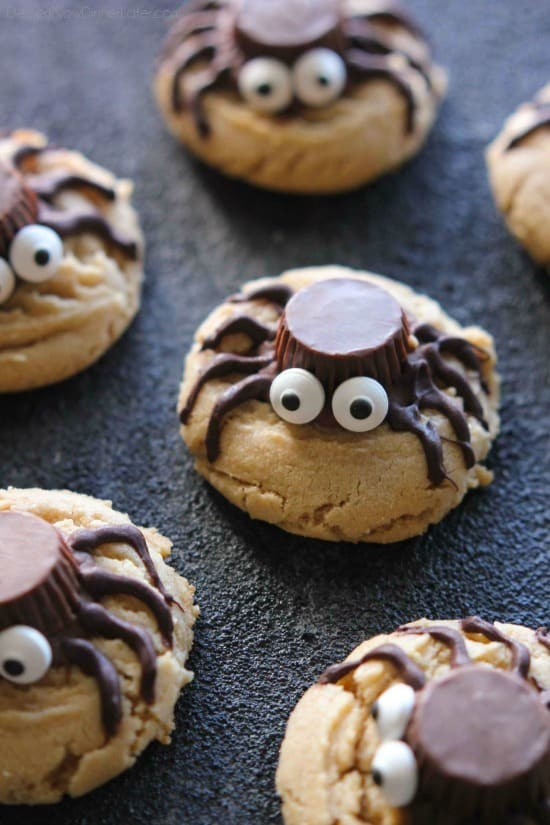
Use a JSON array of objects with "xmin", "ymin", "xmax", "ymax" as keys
[
  {"xmin": 372, "ymin": 768, "xmax": 383, "ymax": 787},
  {"xmin": 281, "ymin": 390, "xmax": 300, "ymax": 412},
  {"xmin": 350, "ymin": 398, "xmax": 373, "ymax": 420},
  {"xmin": 318, "ymin": 75, "xmax": 330, "ymax": 86},
  {"xmin": 257, "ymin": 82, "xmax": 273, "ymax": 96},
  {"xmin": 34, "ymin": 249, "xmax": 50, "ymax": 266},
  {"xmin": 3, "ymin": 659, "xmax": 24, "ymax": 677}
]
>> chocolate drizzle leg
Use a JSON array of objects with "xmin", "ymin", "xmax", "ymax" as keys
[
  {"xmin": 505, "ymin": 97, "xmax": 550, "ymax": 151},
  {"xmin": 0, "ymin": 511, "xmax": 181, "ymax": 739},
  {"xmin": 9, "ymin": 142, "xmax": 138, "ymax": 260},
  {"xmin": 318, "ymin": 619, "xmax": 550, "ymax": 824},
  {"xmin": 160, "ymin": 0, "xmax": 438, "ymax": 136},
  {"xmin": 181, "ymin": 277, "xmax": 490, "ymax": 486}
]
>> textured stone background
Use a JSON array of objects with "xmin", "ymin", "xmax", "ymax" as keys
[{"xmin": 0, "ymin": 0, "xmax": 548, "ymax": 822}]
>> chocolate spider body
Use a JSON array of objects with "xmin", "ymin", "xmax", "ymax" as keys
[
  {"xmin": 320, "ymin": 618, "xmax": 550, "ymax": 824},
  {"xmin": 0, "ymin": 511, "xmax": 178, "ymax": 738},
  {"xmin": 0, "ymin": 141, "xmax": 138, "ymax": 306},
  {"xmin": 180, "ymin": 278, "xmax": 490, "ymax": 486},
  {"xmin": 161, "ymin": 0, "xmax": 435, "ymax": 136}
]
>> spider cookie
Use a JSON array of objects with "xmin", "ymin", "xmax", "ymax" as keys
[
  {"xmin": 487, "ymin": 84, "xmax": 550, "ymax": 265},
  {"xmin": 277, "ymin": 618, "xmax": 550, "ymax": 825},
  {"xmin": 154, "ymin": 0, "xmax": 447, "ymax": 193},
  {"xmin": 178, "ymin": 266, "xmax": 499, "ymax": 543},
  {"xmin": 0, "ymin": 487, "xmax": 198, "ymax": 804},
  {"xmin": 0, "ymin": 130, "xmax": 143, "ymax": 392}
]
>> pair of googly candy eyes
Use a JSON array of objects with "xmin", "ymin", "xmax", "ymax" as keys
[
  {"xmin": 0, "ymin": 224, "xmax": 64, "ymax": 305},
  {"xmin": 270, "ymin": 369, "xmax": 389, "ymax": 432},
  {"xmin": 370, "ymin": 683, "xmax": 418, "ymax": 807},
  {"xmin": 238, "ymin": 48, "xmax": 347, "ymax": 114},
  {"xmin": 0, "ymin": 625, "xmax": 52, "ymax": 685}
]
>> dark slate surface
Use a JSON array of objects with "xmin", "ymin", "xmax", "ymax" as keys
[{"xmin": 0, "ymin": 0, "xmax": 549, "ymax": 823}]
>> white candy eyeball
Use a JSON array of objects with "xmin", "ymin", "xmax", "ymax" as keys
[
  {"xmin": 0, "ymin": 625, "xmax": 52, "ymax": 685},
  {"xmin": 238, "ymin": 58, "xmax": 294, "ymax": 113},
  {"xmin": 0, "ymin": 259, "xmax": 16, "ymax": 305},
  {"xmin": 270, "ymin": 368, "xmax": 325, "ymax": 425},
  {"xmin": 293, "ymin": 48, "xmax": 347, "ymax": 107},
  {"xmin": 371, "ymin": 684, "xmax": 416, "ymax": 741},
  {"xmin": 331, "ymin": 376, "xmax": 389, "ymax": 432},
  {"xmin": 9, "ymin": 224, "xmax": 63, "ymax": 283},
  {"xmin": 371, "ymin": 740, "xmax": 418, "ymax": 808}
]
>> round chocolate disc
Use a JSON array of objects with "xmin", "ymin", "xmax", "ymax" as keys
[
  {"xmin": 275, "ymin": 278, "xmax": 411, "ymax": 392},
  {"xmin": 235, "ymin": 0, "xmax": 343, "ymax": 58},
  {"xmin": 0, "ymin": 511, "xmax": 79, "ymax": 634},
  {"xmin": 409, "ymin": 666, "xmax": 549, "ymax": 791}
]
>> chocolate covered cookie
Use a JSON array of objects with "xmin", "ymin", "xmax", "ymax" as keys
[
  {"xmin": 0, "ymin": 130, "xmax": 143, "ymax": 392},
  {"xmin": 487, "ymin": 84, "xmax": 550, "ymax": 265},
  {"xmin": 0, "ymin": 488, "xmax": 198, "ymax": 804},
  {"xmin": 154, "ymin": 0, "xmax": 447, "ymax": 193},
  {"xmin": 277, "ymin": 618, "xmax": 550, "ymax": 824},
  {"xmin": 178, "ymin": 266, "xmax": 499, "ymax": 543}
]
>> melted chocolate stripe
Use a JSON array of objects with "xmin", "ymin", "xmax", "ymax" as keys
[
  {"xmin": 399, "ymin": 625, "xmax": 472, "ymax": 666},
  {"xmin": 68, "ymin": 525, "xmax": 172, "ymax": 605},
  {"xmin": 461, "ymin": 617, "xmax": 531, "ymax": 678},
  {"xmin": 346, "ymin": 49, "xmax": 416, "ymax": 132},
  {"xmin": 28, "ymin": 171, "xmax": 116, "ymax": 202},
  {"xmin": 319, "ymin": 642, "xmax": 426, "ymax": 690},
  {"xmin": 387, "ymin": 400, "xmax": 449, "ymax": 486},
  {"xmin": 78, "ymin": 602, "xmax": 157, "ymax": 703},
  {"xmin": 359, "ymin": 4, "xmax": 425, "ymax": 39},
  {"xmin": 162, "ymin": 9, "xmax": 219, "ymax": 61},
  {"xmin": 186, "ymin": 64, "xmax": 234, "ymax": 135},
  {"xmin": 38, "ymin": 202, "xmax": 138, "ymax": 261},
  {"xmin": 206, "ymin": 373, "xmax": 272, "ymax": 461},
  {"xmin": 230, "ymin": 283, "xmax": 293, "ymax": 308},
  {"xmin": 201, "ymin": 315, "xmax": 276, "ymax": 350},
  {"xmin": 344, "ymin": 19, "xmax": 432, "ymax": 89},
  {"xmin": 180, "ymin": 352, "xmax": 273, "ymax": 423},
  {"xmin": 12, "ymin": 144, "xmax": 47, "ymax": 169},
  {"xmin": 170, "ymin": 35, "xmax": 218, "ymax": 111},
  {"xmin": 57, "ymin": 637, "xmax": 122, "ymax": 737},
  {"xmin": 80, "ymin": 566, "xmax": 173, "ymax": 645},
  {"xmin": 422, "ymin": 346, "xmax": 487, "ymax": 425}
]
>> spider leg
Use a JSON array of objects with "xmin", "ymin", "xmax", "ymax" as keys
[
  {"xmin": 78, "ymin": 602, "xmax": 157, "ymax": 704},
  {"xmin": 26, "ymin": 170, "xmax": 116, "ymax": 203},
  {"xmin": 344, "ymin": 19, "xmax": 432, "ymax": 89},
  {"xmin": 184, "ymin": 61, "xmax": 234, "ymax": 136},
  {"xmin": 345, "ymin": 49, "xmax": 416, "ymax": 132},
  {"xmin": 414, "ymin": 362, "xmax": 476, "ymax": 468},
  {"xmin": 423, "ymin": 347, "xmax": 488, "ymax": 427},
  {"xmin": 386, "ymin": 400, "xmax": 450, "ymax": 487},
  {"xmin": 79, "ymin": 565, "xmax": 174, "ymax": 646},
  {"xmin": 352, "ymin": 4, "xmax": 425, "ymax": 39},
  {"xmin": 68, "ymin": 525, "xmax": 173, "ymax": 606},
  {"xmin": 169, "ymin": 32, "xmax": 218, "ymax": 111},
  {"xmin": 12, "ymin": 144, "xmax": 47, "ymax": 169},
  {"xmin": 56, "ymin": 637, "xmax": 122, "ymax": 738},
  {"xmin": 205, "ymin": 373, "xmax": 273, "ymax": 462},
  {"xmin": 37, "ymin": 201, "xmax": 139, "ymax": 260},
  {"xmin": 399, "ymin": 625, "xmax": 472, "ymax": 667},
  {"xmin": 320, "ymin": 643, "xmax": 426, "ymax": 689},
  {"xmin": 161, "ymin": 9, "xmax": 219, "ymax": 60},
  {"xmin": 462, "ymin": 617, "xmax": 531, "ymax": 678},
  {"xmin": 201, "ymin": 315, "xmax": 276, "ymax": 351},
  {"xmin": 180, "ymin": 352, "xmax": 274, "ymax": 424},
  {"xmin": 230, "ymin": 283, "xmax": 294, "ymax": 310}
]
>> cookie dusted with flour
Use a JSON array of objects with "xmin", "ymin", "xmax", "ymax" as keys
[
  {"xmin": 0, "ymin": 488, "xmax": 198, "ymax": 804},
  {"xmin": 154, "ymin": 0, "xmax": 447, "ymax": 193},
  {"xmin": 277, "ymin": 618, "xmax": 550, "ymax": 824},
  {"xmin": 487, "ymin": 84, "xmax": 550, "ymax": 265},
  {"xmin": 0, "ymin": 130, "xmax": 144, "ymax": 392},
  {"xmin": 178, "ymin": 266, "xmax": 499, "ymax": 543}
]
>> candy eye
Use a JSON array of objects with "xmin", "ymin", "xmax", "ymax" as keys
[
  {"xmin": 238, "ymin": 58, "xmax": 293, "ymax": 113},
  {"xmin": 371, "ymin": 684, "xmax": 416, "ymax": 741},
  {"xmin": 9, "ymin": 224, "xmax": 63, "ymax": 283},
  {"xmin": 371, "ymin": 741, "xmax": 418, "ymax": 807},
  {"xmin": 293, "ymin": 49, "xmax": 347, "ymax": 107},
  {"xmin": 270, "ymin": 368, "xmax": 325, "ymax": 425},
  {"xmin": 332, "ymin": 377, "xmax": 389, "ymax": 433},
  {"xmin": 0, "ymin": 259, "xmax": 16, "ymax": 305},
  {"xmin": 0, "ymin": 626, "xmax": 52, "ymax": 685}
]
